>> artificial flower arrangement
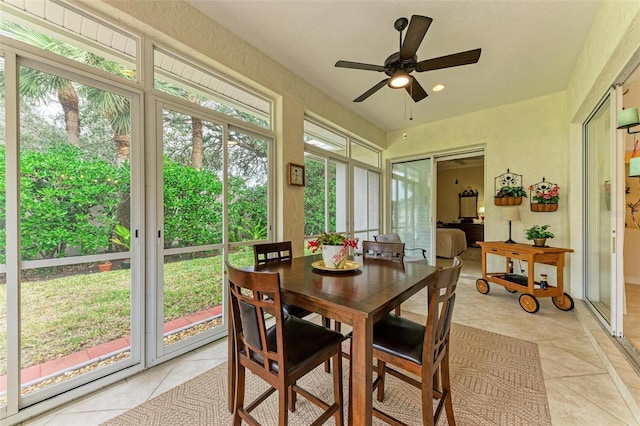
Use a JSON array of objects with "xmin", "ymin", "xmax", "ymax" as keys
[
  {"xmin": 307, "ymin": 232, "xmax": 359, "ymax": 252},
  {"xmin": 308, "ymin": 232, "xmax": 359, "ymax": 269},
  {"xmin": 528, "ymin": 184, "xmax": 560, "ymax": 204}
]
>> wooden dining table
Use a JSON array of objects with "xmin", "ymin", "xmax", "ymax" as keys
[{"xmin": 227, "ymin": 254, "xmax": 438, "ymax": 425}]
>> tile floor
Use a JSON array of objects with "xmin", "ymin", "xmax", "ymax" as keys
[
  {"xmin": 22, "ymin": 254, "xmax": 640, "ymax": 426},
  {"xmin": 625, "ymin": 283, "xmax": 640, "ymax": 352}
]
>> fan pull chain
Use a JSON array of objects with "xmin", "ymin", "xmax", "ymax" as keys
[
  {"xmin": 409, "ymin": 81, "xmax": 413, "ymax": 120},
  {"xmin": 404, "ymin": 93, "xmax": 406, "ymax": 120}
]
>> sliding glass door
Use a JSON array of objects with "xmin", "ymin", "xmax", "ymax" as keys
[
  {"xmin": 154, "ymin": 102, "xmax": 271, "ymax": 360},
  {"xmin": 390, "ymin": 159, "xmax": 434, "ymax": 261},
  {"xmin": 584, "ymin": 96, "xmax": 613, "ymax": 320},
  {"xmin": 5, "ymin": 60, "xmax": 142, "ymax": 407},
  {"xmin": 584, "ymin": 91, "xmax": 625, "ymax": 335}
]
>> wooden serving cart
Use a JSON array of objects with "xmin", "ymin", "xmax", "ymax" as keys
[{"xmin": 476, "ymin": 241, "xmax": 574, "ymax": 313}]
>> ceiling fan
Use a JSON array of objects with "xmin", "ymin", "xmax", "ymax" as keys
[{"xmin": 335, "ymin": 15, "xmax": 481, "ymax": 103}]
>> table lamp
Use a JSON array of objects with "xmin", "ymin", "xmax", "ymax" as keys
[
  {"xmin": 501, "ymin": 207, "xmax": 520, "ymax": 244},
  {"xmin": 478, "ymin": 206, "xmax": 485, "ymax": 222}
]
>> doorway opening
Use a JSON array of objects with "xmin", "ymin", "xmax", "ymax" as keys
[{"xmin": 435, "ymin": 153, "xmax": 485, "ymax": 277}]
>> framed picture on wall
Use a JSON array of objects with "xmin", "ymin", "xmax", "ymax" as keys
[{"xmin": 288, "ymin": 163, "xmax": 305, "ymax": 187}]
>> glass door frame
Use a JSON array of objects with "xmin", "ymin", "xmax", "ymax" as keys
[
  {"xmin": 2, "ymin": 49, "xmax": 145, "ymax": 413},
  {"xmin": 388, "ymin": 148, "xmax": 485, "ymax": 265},
  {"xmin": 149, "ymin": 95, "xmax": 275, "ymax": 365},
  {"xmin": 582, "ymin": 86, "xmax": 625, "ymax": 337},
  {"xmin": 388, "ymin": 155, "xmax": 436, "ymax": 264}
]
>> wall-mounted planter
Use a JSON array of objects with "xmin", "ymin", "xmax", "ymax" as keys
[
  {"xmin": 531, "ymin": 203, "xmax": 558, "ymax": 212},
  {"xmin": 494, "ymin": 169, "xmax": 525, "ymax": 206},
  {"xmin": 529, "ymin": 177, "xmax": 559, "ymax": 212},
  {"xmin": 494, "ymin": 196, "xmax": 523, "ymax": 206}
]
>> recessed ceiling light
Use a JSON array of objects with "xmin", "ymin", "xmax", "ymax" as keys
[{"xmin": 432, "ymin": 84, "xmax": 445, "ymax": 92}]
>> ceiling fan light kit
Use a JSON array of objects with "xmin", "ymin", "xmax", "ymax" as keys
[
  {"xmin": 388, "ymin": 71, "xmax": 411, "ymax": 88},
  {"xmin": 335, "ymin": 14, "xmax": 481, "ymax": 103}
]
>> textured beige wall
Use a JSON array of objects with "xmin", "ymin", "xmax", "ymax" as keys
[
  {"xmin": 567, "ymin": 1, "xmax": 640, "ymax": 123},
  {"xmin": 80, "ymin": 0, "xmax": 385, "ymax": 256},
  {"xmin": 385, "ymin": 91, "xmax": 569, "ymax": 249}
]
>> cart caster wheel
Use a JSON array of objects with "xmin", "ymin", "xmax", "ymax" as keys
[
  {"xmin": 519, "ymin": 294, "xmax": 540, "ymax": 314},
  {"xmin": 506, "ymin": 288, "xmax": 518, "ymax": 293},
  {"xmin": 476, "ymin": 279, "xmax": 490, "ymax": 294},
  {"xmin": 552, "ymin": 293, "xmax": 574, "ymax": 311}
]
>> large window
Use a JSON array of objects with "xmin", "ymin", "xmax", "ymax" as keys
[
  {"xmin": 304, "ymin": 153, "xmax": 348, "ymax": 236},
  {"xmin": 303, "ymin": 118, "xmax": 381, "ymax": 251},
  {"xmin": 154, "ymin": 48, "xmax": 271, "ymax": 130},
  {"xmin": 353, "ymin": 166, "xmax": 380, "ymax": 245},
  {"xmin": 1, "ymin": 2, "xmax": 137, "ymax": 80}
]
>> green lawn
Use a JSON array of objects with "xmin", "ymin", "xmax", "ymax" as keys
[{"xmin": 0, "ymin": 249, "xmax": 253, "ymax": 374}]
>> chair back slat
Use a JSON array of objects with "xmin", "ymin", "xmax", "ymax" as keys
[
  {"xmin": 362, "ymin": 240, "xmax": 405, "ymax": 263},
  {"xmin": 227, "ymin": 261, "xmax": 286, "ymax": 375},
  {"xmin": 423, "ymin": 256, "xmax": 462, "ymax": 373},
  {"xmin": 254, "ymin": 241, "xmax": 293, "ymax": 266}
]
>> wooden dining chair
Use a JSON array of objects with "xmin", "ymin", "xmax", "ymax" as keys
[
  {"xmin": 375, "ymin": 233, "xmax": 428, "ymax": 264},
  {"xmin": 226, "ymin": 261, "xmax": 345, "ymax": 426},
  {"xmin": 362, "ymin": 240, "xmax": 405, "ymax": 263},
  {"xmin": 363, "ymin": 240, "xmax": 405, "ymax": 316},
  {"xmin": 253, "ymin": 241, "xmax": 312, "ymax": 319},
  {"xmin": 370, "ymin": 256, "xmax": 463, "ymax": 426}
]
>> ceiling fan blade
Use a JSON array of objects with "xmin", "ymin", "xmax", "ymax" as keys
[
  {"xmin": 335, "ymin": 60, "xmax": 386, "ymax": 72},
  {"xmin": 400, "ymin": 15, "xmax": 433, "ymax": 60},
  {"xmin": 415, "ymin": 48, "xmax": 482, "ymax": 72},
  {"xmin": 405, "ymin": 77, "xmax": 428, "ymax": 102},
  {"xmin": 354, "ymin": 79, "xmax": 389, "ymax": 102}
]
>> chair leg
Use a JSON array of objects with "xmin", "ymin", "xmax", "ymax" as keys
[
  {"xmin": 442, "ymin": 353, "xmax": 456, "ymax": 426},
  {"xmin": 394, "ymin": 306, "xmax": 401, "ymax": 316},
  {"xmin": 347, "ymin": 338, "xmax": 353, "ymax": 426},
  {"xmin": 279, "ymin": 384, "xmax": 289, "ymax": 426},
  {"xmin": 422, "ymin": 372, "xmax": 436, "ymax": 426},
  {"xmin": 323, "ymin": 316, "xmax": 332, "ymax": 373},
  {"xmin": 332, "ymin": 348, "xmax": 344, "ymax": 426},
  {"xmin": 233, "ymin": 364, "xmax": 245, "ymax": 426},
  {"xmin": 376, "ymin": 360, "xmax": 386, "ymax": 402},
  {"xmin": 288, "ymin": 382, "xmax": 297, "ymax": 412}
]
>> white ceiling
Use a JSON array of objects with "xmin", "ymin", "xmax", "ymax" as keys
[{"xmin": 187, "ymin": 1, "xmax": 600, "ymax": 132}]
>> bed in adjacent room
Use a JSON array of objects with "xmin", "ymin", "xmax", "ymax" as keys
[{"xmin": 436, "ymin": 228, "xmax": 467, "ymax": 258}]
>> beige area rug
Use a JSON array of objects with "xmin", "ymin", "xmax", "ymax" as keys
[{"xmin": 103, "ymin": 318, "xmax": 550, "ymax": 426}]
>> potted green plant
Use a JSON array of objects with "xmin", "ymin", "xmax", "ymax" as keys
[
  {"xmin": 495, "ymin": 186, "xmax": 527, "ymax": 206},
  {"xmin": 98, "ymin": 260, "xmax": 112, "ymax": 272},
  {"xmin": 524, "ymin": 224, "xmax": 554, "ymax": 247},
  {"xmin": 307, "ymin": 232, "xmax": 359, "ymax": 269},
  {"xmin": 110, "ymin": 224, "xmax": 131, "ymax": 269}
]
